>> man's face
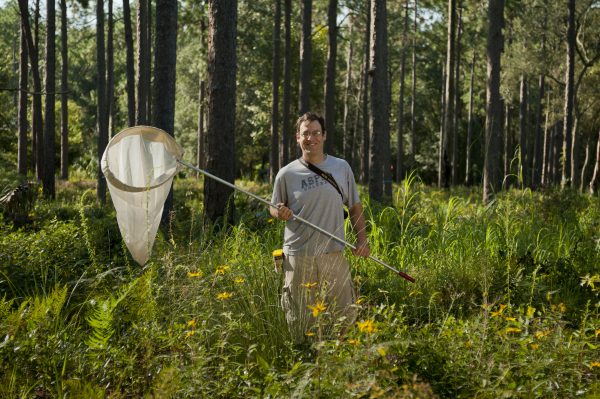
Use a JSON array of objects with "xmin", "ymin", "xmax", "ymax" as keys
[{"xmin": 296, "ymin": 120, "xmax": 326, "ymax": 156}]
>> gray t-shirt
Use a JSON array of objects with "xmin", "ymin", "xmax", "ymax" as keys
[{"xmin": 272, "ymin": 155, "xmax": 361, "ymax": 256}]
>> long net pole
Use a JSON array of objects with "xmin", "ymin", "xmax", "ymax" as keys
[{"xmin": 178, "ymin": 159, "xmax": 415, "ymax": 283}]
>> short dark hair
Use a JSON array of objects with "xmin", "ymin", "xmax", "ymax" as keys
[{"xmin": 295, "ymin": 112, "xmax": 325, "ymax": 133}]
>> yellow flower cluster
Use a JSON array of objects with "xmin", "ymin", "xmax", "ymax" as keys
[
  {"xmin": 308, "ymin": 301, "xmax": 326, "ymax": 317},
  {"xmin": 217, "ymin": 291, "xmax": 233, "ymax": 300},
  {"xmin": 357, "ymin": 319, "xmax": 377, "ymax": 334}
]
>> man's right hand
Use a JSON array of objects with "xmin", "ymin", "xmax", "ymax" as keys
[{"xmin": 272, "ymin": 203, "xmax": 293, "ymax": 221}]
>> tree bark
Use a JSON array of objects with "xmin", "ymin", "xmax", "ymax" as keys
[
  {"xmin": 281, "ymin": 0, "xmax": 291, "ymax": 166},
  {"xmin": 146, "ymin": 0, "xmax": 153, "ymax": 123},
  {"xmin": 464, "ymin": 50, "xmax": 475, "ymax": 185},
  {"xmin": 96, "ymin": 0, "xmax": 108, "ymax": 204},
  {"xmin": 123, "ymin": 0, "xmax": 136, "ymax": 126},
  {"xmin": 396, "ymin": 0, "xmax": 409, "ymax": 183},
  {"xmin": 437, "ymin": 64, "xmax": 446, "ymax": 188},
  {"xmin": 324, "ymin": 0, "xmax": 337, "ymax": 154},
  {"xmin": 43, "ymin": 0, "xmax": 56, "ymax": 198},
  {"xmin": 561, "ymin": 0, "xmax": 575, "ymax": 189},
  {"xmin": 60, "ymin": 0, "xmax": 68, "ymax": 180},
  {"xmin": 136, "ymin": 0, "xmax": 149, "ymax": 125},
  {"xmin": 107, "ymin": 0, "xmax": 115, "ymax": 138},
  {"xmin": 519, "ymin": 75, "xmax": 528, "ymax": 187},
  {"xmin": 452, "ymin": 4, "xmax": 462, "ymax": 185},
  {"xmin": 483, "ymin": 0, "xmax": 504, "ymax": 204},
  {"xmin": 410, "ymin": 0, "xmax": 417, "ymax": 164},
  {"xmin": 360, "ymin": 0, "xmax": 370, "ymax": 185},
  {"xmin": 368, "ymin": 0, "xmax": 390, "ymax": 202},
  {"xmin": 197, "ymin": 79, "xmax": 205, "ymax": 174},
  {"xmin": 440, "ymin": 0, "xmax": 456, "ymax": 189},
  {"xmin": 531, "ymin": 73, "xmax": 545, "ymax": 189},
  {"xmin": 343, "ymin": 17, "xmax": 354, "ymax": 164},
  {"xmin": 270, "ymin": 0, "xmax": 281, "ymax": 183},
  {"xmin": 18, "ymin": 19, "xmax": 28, "ymax": 176},
  {"xmin": 205, "ymin": 0, "xmax": 237, "ymax": 225},
  {"xmin": 503, "ymin": 101, "xmax": 511, "ymax": 189},
  {"xmin": 589, "ymin": 128, "xmax": 600, "ymax": 195},
  {"xmin": 299, "ymin": 0, "xmax": 312, "ymax": 115},
  {"xmin": 153, "ymin": 0, "xmax": 178, "ymax": 224},
  {"xmin": 579, "ymin": 133, "xmax": 589, "ymax": 193}
]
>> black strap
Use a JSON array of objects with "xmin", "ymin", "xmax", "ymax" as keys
[{"xmin": 298, "ymin": 158, "xmax": 343, "ymax": 200}]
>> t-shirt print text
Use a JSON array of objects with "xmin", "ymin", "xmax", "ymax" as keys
[{"xmin": 301, "ymin": 175, "xmax": 327, "ymax": 191}]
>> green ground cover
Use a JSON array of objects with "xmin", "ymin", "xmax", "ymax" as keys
[{"xmin": 1, "ymin": 177, "xmax": 599, "ymax": 398}]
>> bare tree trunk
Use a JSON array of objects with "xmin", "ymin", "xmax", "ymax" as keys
[
  {"xmin": 281, "ymin": 0, "xmax": 291, "ymax": 166},
  {"xmin": 43, "ymin": 0, "xmax": 56, "ymax": 198},
  {"xmin": 107, "ymin": 0, "xmax": 115, "ymax": 138},
  {"xmin": 437, "ymin": 64, "xmax": 446, "ymax": 188},
  {"xmin": 561, "ymin": 0, "xmax": 575, "ymax": 189},
  {"xmin": 368, "ymin": 0, "xmax": 390, "ymax": 202},
  {"xmin": 589, "ymin": 128, "xmax": 600, "ymax": 195},
  {"xmin": 396, "ymin": 0, "xmax": 409, "ymax": 183},
  {"xmin": 441, "ymin": 0, "xmax": 456, "ymax": 188},
  {"xmin": 503, "ymin": 101, "xmax": 511, "ymax": 189},
  {"xmin": 299, "ymin": 0, "xmax": 312, "ymax": 115},
  {"xmin": 483, "ymin": 0, "xmax": 504, "ymax": 204},
  {"xmin": 570, "ymin": 114, "xmax": 579, "ymax": 188},
  {"xmin": 147, "ymin": 0, "xmax": 152, "ymax": 123},
  {"xmin": 270, "ymin": 0, "xmax": 281, "ymax": 183},
  {"xmin": 197, "ymin": 80, "xmax": 206, "ymax": 175},
  {"xmin": 410, "ymin": 0, "xmax": 417, "ymax": 164},
  {"xmin": 532, "ymin": 73, "xmax": 545, "ymax": 189},
  {"xmin": 579, "ymin": 132, "xmax": 589, "ymax": 193},
  {"xmin": 205, "ymin": 0, "xmax": 237, "ymax": 225},
  {"xmin": 343, "ymin": 17, "xmax": 354, "ymax": 164},
  {"xmin": 541, "ymin": 90, "xmax": 551, "ymax": 186},
  {"xmin": 96, "ymin": 0, "xmax": 108, "ymax": 204},
  {"xmin": 18, "ymin": 20, "xmax": 28, "ymax": 176},
  {"xmin": 123, "ymin": 0, "xmax": 136, "ymax": 126},
  {"xmin": 519, "ymin": 75, "xmax": 528, "ymax": 187},
  {"xmin": 136, "ymin": 0, "xmax": 148, "ymax": 125},
  {"xmin": 324, "ymin": 0, "xmax": 337, "ymax": 153},
  {"xmin": 360, "ymin": 0, "xmax": 370, "ymax": 185},
  {"xmin": 452, "ymin": 3, "xmax": 462, "ymax": 185},
  {"xmin": 60, "ymin": 0, "xmax": 68, "ymax": 180},
  {"xmin": 464, "ymin": 50, "xmax": 475, "ymax": 185}
]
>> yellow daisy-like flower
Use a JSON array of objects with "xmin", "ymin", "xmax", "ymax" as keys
[
  {"xmin": 526, "ymin": 306, "xmax": 536, "ymax": 318},
  {"xmin": 185, "ymin": 330, "xmax": 196, "ymax": 338},
  {"xmin": 504, "ymin": 317, "xmax": 517, "ymax": 322},
  {"xmin": 215, "ymin": 265, "xmax": 231, "ymax": 275},
  {"xmin": 377, "ymin": 347, "xmax": 387, "ymax": 357},
  {"xmin": 187, "ymin": 319, "xmax": 197, "ymax": 328},
  {"xmin": 216, "ymin": 291, "xmax": 233, "ymax": 300},
  {"xmin": 357, "ymin": 319, "xmax": 377, "ymax": 334},
  {"xmin": 187, "ymin": 271, "xmax": 202, "ymax": 278},
  {"xmin": 530, "ymin": 343, "xmax": 540, "ymax": 350},
  {"xmin": 305, "ymin": 331, "xmax": 315, "ymax": 337},
  {"xmin": 355, "ymin": 296, "xmax": 366, "ymax": 305},
  {"xmin": 234, "ymin": 277, "xmax": 245, "ymax": 284},
  {"xmin": 308, "ymin": 301, "xmax": 326, "ymax": 317},
  {"xmin": 347, "ymin": 339, "xmax": 360, "ymax": 345},
  {"xmin": 535, "ymin": 330, "xmax": 550, "ymax": 339},
  {"xmin": 589, "ymin": 362, "xmax": 600, "ymax": 369},
  {"xmin": 301, "ymin": 282, "xmax": 318, "ymax": 289},
  {"xmin": 491, "ymin": 304, "xmax": 507, "ymax": 318},
  {"xmin": 505, "ymin": 327, "xmax": 522, "ymax": 334}
]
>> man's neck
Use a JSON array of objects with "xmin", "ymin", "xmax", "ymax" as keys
[{"xmin": 302, "ymin": 153, "xmax": 326, "ymax": 164}]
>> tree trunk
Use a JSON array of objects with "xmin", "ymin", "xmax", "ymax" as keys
[
  {"xmin": 205, "ymin": 0, "xmax": 237, "ymax": 225},
  {"xmin": 281, "ymin": 0, "xmax": 291, "ymax": 166},
  {"xmin": 123, "ymin": 0, "xmax": 136, "ymax": 126},
  {"xmin": 136, "ymin": 0, "xmax": 148, "ymax": 125},
  {"xmin": 343, "ymin": 17, "xmax": 354, "ymax": 164},
  {"xmin": 324, "ymin": 0, "xmax": 337, "ymax": 154},
  {"xmin": 579, "ymin": 133, "xmax": 589, "ymax": 193},
  {"xmin": 270, "ymin": 0, "xmax": 281, "ymax": 183},
  {"xmin": 589, "ymin": 128, "xmax": 600, "ymax": 195},
  {"xmin": 298, "ymin": 0, "xmax": 312, "ymax": 115},
  {"xmin": 440, "ymin": 0, "xmax": 456, "ymax": 189},
  {"xmin": 561, "ymin": 0, "xmax": 575, "ymax": 189},
  {"xmin": 464, "ymin": 50, "xmax": 475, "ymax": 185},
  {"xmin": 106, "ymin": 0, "xmax": 115, "ymax": 138},
  {"xmin": 410, "ymin": 0, "xmax": 417, "ymax": 164},
  {"xmin": 360, "ymin": 0, "xmax": 370, "ymax": 185},
  {"xmin": 483, "ymin": 0, "xmax": 504, "ymax": 204},
  {"xmin": 96, "ymin": 0, "xmax": 108, "ymax": 204},
  {"xmin": 519, "ymin": 75, "xmax": 528, "ymax": 187},
  {"xmin": 368, "ymin": 0, "xmax": 389, "ymax": 202},
  {"xmin": 153, "ymin": 0, "xmax": 177, "ymax": 225},
  {"xmin": 532, "ymin": 73, "xmax": 545, "ymax": 189},
  {"xmin": 437, "ymin": 64, "xmax": 446, "ymax": 188},
  {"xmin": 18, "ymin": 19, "xmax": 28, "ymax": 176},
  {"xmin": 396, "ymin": 0, "xmax": 409, "ymax": 183},
  {"xmin": 43, "ymin": 0, "xmax": 56, "ymax": 198},
  {"xmin": 452, "ymin": 5, "xmax": 462, "ymax": 185},
  {"xmin": 570, "ymin": 114, "xmax": 579, "ymax": 188},
  {"xmin": 197, "ymin": 79, "xmax": 205, "ymax": 174},
  {"xmin": 541, "ymin": 90, "xmax": 551, "ymax": 186},
  {"xmin": 503, "ymin": 101, "xmax": 511, "ymax": 189},
  {"xmin": 60, "ymin": 0, "xmax": 68, "ymax": 180},
  {"xmin": 146, "ymin": 0, "xmax": 152, "ymax": 123}
]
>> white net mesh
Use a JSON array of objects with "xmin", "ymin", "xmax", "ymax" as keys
[{"xmin": 101, "ymin": 126, "xmax": 183, "ymax": 265}]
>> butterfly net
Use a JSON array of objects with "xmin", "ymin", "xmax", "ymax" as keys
[{"xmin": 101, "ymin": 126, "xmax": 183, "ymax": 265}]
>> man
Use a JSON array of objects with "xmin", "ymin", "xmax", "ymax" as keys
[{"xmin": 270, "ymin": 111, "xmax": 370, "ymax": 340}]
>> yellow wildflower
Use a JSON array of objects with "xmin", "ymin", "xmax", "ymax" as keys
[
  {"xmin": 357, "ymin": 319, "xmax": 377, "ymax": 334},
  {"xmin": 308, "ymin": 301, "xmax": 326, "ymax": 317},
  {"xmin": 268, "ymin": 218, "xmax": 274, "ymax": 224},
  {"xmin": 535, "ymin": 330, "xmax": 550, "ymax": 339},
  {"xmin": 377, "ymin": 347, "xmax": 387, "ymax": 357},
  {"xmin": 595, "ymin": 329, "xmax": 600, "ymax": 338},
  {"xmin": 301, "ymin": 282, "xmax": 318, "ymax": 289},
  {"xmin": 491, "ymin": 304, "xmax": 507, "ymax": 318},
  {"xmin": 530, "ymin": 343, "xmax": 540, "ymax": 350},
  {"xmin": 185, "ymin": 330, "xmax": 196, "ymax": 338},
  {"xmin": 504, "ymin": 317, "xmax": 517, "ymax": 322},
  {"xmin": 558, "ymin": 303, "xmax": 566, "ymax": 312},
  {"xmin": 234, "ymin": 277, "xmax": 245, "ymax": 284},
  {"xmin": 526, "ymin": 306, "xmax": 536, "ymax": 318},
  {"xmin": 589, "ymin": 362, "xmax": 600, "ymax": 369},
  {"xmin": 187, "ymin": 271, "xmax": 202, "ymax": 278},
  {"xmin": 505, "ymin": 327, "xmax": 522, "ymax": 334},
  {"xmin": 187, "ymin": 319, "xmax": 197, "ymax": 328},
  {"xmin": 355, "ymin": 296, "xmax": 366, "ymax": 304},
  {"xmin": 215, "ymin": 265, "xmax": 230, "ymax": 275},
  {"xmin": 347, "ymin": 339, "xmax": 360, "ymax": 345},
  {"xmin": 217, "ymin": 291, "xmax": 233, "ymax": 300},
  {"xmin": 305, "ymin": 331, "xmax": 315, "ymax": 337}
]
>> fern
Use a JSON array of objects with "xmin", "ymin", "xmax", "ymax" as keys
[{"xmin": 85, "ymin": 277, "xmax": 139, "ymax": 350}]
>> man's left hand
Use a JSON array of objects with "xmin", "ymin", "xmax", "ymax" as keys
[{"xmin": 352, "ymin": 242, "xmax": 370, "ymax": 258}]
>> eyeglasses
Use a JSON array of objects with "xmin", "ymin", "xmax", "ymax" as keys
[{"xmin": 299, "ymin": 130, "xmax": 323, "ymax": 139}]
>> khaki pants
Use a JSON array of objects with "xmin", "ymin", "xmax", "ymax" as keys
[{"xmin": 281, "ymin": 252, "xmax": 356, "ymax": 341}]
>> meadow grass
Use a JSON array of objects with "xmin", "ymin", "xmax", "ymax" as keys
[{"xmin": 0, "ymin": 177, "xmax": 599, "ymax": 398}]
